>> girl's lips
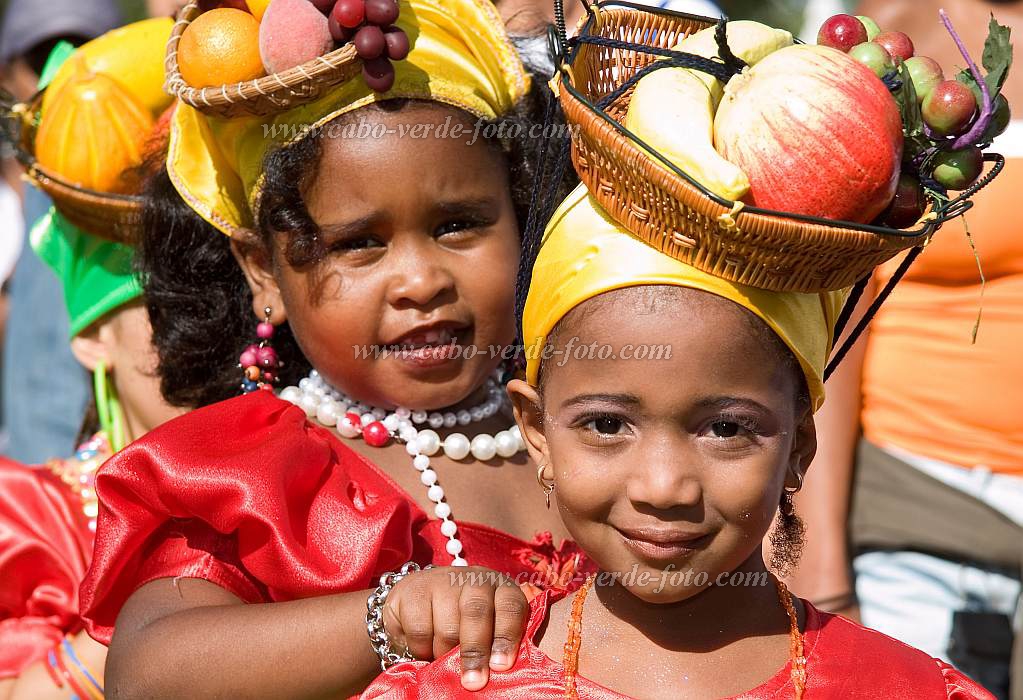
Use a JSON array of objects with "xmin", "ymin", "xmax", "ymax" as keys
[
  {"xmin": 616, "ymin": 527, "xmax": 712, "ymax": 564},
  {"xmin": 393, "ymin": 339, "xmax": 461, "ymax": 368}
]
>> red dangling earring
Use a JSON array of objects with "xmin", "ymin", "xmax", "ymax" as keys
[{"xmin": 239, "ymin": 307, "xmax": 282, "ymax": 394}]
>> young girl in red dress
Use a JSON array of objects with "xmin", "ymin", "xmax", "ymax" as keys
[
  {"xmin": 358, "ymin": 186, "xmax": 995, "ymax": 699},
  {"xmin": 79, "ymin": 0, "xmax": 584, "ymax": 696}
]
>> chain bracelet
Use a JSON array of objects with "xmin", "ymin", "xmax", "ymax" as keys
[{"xmin": 366, "ymin": 561, "xmax": 433, "ymax": 670}]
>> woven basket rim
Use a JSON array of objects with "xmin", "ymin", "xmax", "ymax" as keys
[{"xmin": 164, "ymin": 0, "xmax": 362, "ymax": 117}]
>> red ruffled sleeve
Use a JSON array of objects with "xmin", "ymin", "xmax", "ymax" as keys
[
  {"xmin": 80, "ymin": 391, "xmax": 426, "ymax": 643},
  {"xmin": 938, "ymin": 662, "xmax": 997, "ymax": 699},
  {"xmin": 0, "ymin": 457, "xmax": 93, "ymax": 678}
]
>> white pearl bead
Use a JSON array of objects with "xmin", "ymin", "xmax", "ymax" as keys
[
  {"xmin": 452, "ymin": 557, "xmax": 468, "ymax": 567},
  {"xmin": 412, "ymin": 410, "xmax": 428, "ymax": 424},
  {"xmin": 470, "ymin": 434, "xmax": 497, "ymax": 461},
  {"xmin": 397, "ymin": 418, "xmax": 411, "ymax": 431},
  {"xmin": 413, "ymin": 454, "xmax": 430, "ymax": 471},
  {"xmin": 372, "ymin": 407, "xmax": 386, "ymax": 420},
  {"xmin": 299, "ymin": 377, "xmax": 311, "ymax": 390},
  {"xmin": 440, "ymin": 519, "xmax": 458, "ymax": 537},
  {"xmin": 382, "ymin": 414, "xmax": 400, "ymax": 431},
  {"xmin": 396, "ymin": 407, "xmax": 411, "ymax": 419},
  {"xmin": 339, "ymin": 416, "xmax": 362, "ymax": 438},
  {"xmin": 443, "ymin": 413, "xmax": 457, "ymax": 428},
  {"xmin": 356, "ymin": 403, "xmax": 370, "ymax": 414},
  {"xmin": 312, "ymin": 386, "xmax": 326, "ymax": 397},
  {"xmin": 482, "ymin": 404, "xmax": 496, "ymax": 418},
  {"xmin": 299, "ymin": 393, "xmax": 319, "ymax": 417},
  {"xmin": 470, "ymin": 407, "xmax": 484, "ymax": 422},
  {"xmin": 442, "ymin": 433, "xmax": 471, "ymax": 461},
  {"xmin": 279, "ymin": 386, "xmax": 302, "ymax": 404},
  {"xmin": 434, "ymin": 502, "xmax": 452, "ymax": 519},
  {"xmin": 494, "ymin": 431, "xmax": 519, "ymax": 458},
  {"xmin": 428, "ymin": 412, "xmax": 444, "ymax": 429},
  {"xmin": 399, "ymin": 426, "xmax": 418, "ymax": 443},
  {"xmin": 457, "ymin": 410, "xmax": 472, "ymax": 426},
  {"xmin": 405, "ymin": 441, "xmax": 421, "ymax": 456},
  {"xmin": 427, "ymin": 484, "xmax": 445, "ymax": 502},
  {"xmin": 416, "ymin": 430, "xmax": 441, "ymax": 456},
  {"xmin": 316, "ymin": 400, "xmax": 339, "ymax": 427},
  {"xmin": 309, "ymin": 369, "xmax": 319, "ymax": 379},
  {"xmin": 420, "ymin": 469, "xmax": 438, "ymax": 486},
  {"xmin": 445, "ymin": 538, "xmax": 463, "ymax": 555},
  {"xmin": 360, "ymin": 413, "xmax": 376, "ymax": 428}
]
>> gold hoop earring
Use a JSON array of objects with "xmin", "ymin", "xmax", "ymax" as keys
[{"xmin": 536, "ymin": 463, "xmax": 555, "ymax": 509}]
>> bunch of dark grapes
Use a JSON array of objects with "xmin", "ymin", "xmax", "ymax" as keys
[{"xmin": 307, "ymin": 0, "xmax": 409, "ymax": 91}]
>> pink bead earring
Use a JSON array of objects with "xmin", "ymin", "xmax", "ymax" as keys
[{"xmin": 240, "ymin": 307, "xmax": 283, "ymax": 394}]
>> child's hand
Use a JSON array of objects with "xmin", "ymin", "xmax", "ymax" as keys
[{"xmin": 383, "ymin": 565, "xmax": 528, "ymax": 690}]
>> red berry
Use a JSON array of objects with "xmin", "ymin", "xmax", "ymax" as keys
[
  {"xmin": 873, "ymin": 31, "xmax": 914, "ymax": 61},
  {"xmin": 879, "ymin": 173, "xmax": 926, "ymax": 229},
  {"xmin": 328, "ymin": 14, "xmax": 353, "ymax": 43},
  {"xmin": 363, "ymin": 421, "xmax": 391, "ymax": 447},
  {"xmin": 922, "ymin": 80, "xmax": 977, "ymax": 136},
  {"xmin": 354, "ymin": 25, "xmax": 386, "ymax": 60},
  {"xmin": 362, "ymin": 56, "xmax": 394, "ymax": 91},
  {"xmin": 383, "ymin": 26, "xmax": 409, "ymax": 60},
  {"xmin": 332, "ymin": 0, "xmax": 365, "ymax": 29},
  {"xmin": 817, "ymin": 14, "xmax": 867, "ymax": 53},
  {"xmin": 364, "ymin": 0, "xmax": 399, "ymax": 26}
]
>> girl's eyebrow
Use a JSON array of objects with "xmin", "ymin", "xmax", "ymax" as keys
[
  {"xmin": 318, "ymin": 214, "xmax": 382, "ymax": 238},
  {"xmin": 561, "ymin": 393, "xmax": 642, "ymax": 410},
  {"xmin": 694, "ymin": 396, "xmax": 774, "ymax": 415},
  {"xmin": 433, "ymin": 196, "xmax": 500, "ymax": 215}
]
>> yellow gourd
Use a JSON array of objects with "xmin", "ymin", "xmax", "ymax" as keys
[
  {"xmin": 41, "ymin": 17, "xmax": 174, "ymax": 120},
  {"xmin": 35, "ymin": 57, "xmax": 155, "ymax": 194}
]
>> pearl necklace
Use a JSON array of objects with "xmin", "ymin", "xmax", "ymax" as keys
[{"xmin": 279, "ymin": 370, "xmax": 527, "ymax": 566}]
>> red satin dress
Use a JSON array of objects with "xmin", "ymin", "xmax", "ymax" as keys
[
  {"xmin": 0, "ymin": 435, "xmax": 108, "ymax": 678},
  {"xmin": 360, "ymin": 591, "xmax": 996, "ymax": 699},
  {"xmin": 80, "ymin": 391, "xmax": 590, "ymax": 643}
]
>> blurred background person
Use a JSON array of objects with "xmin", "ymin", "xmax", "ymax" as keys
[
  {"xmin": 787, "ymin": 1, "xmax": 1023, "ymax": 698},
  {"xmin": 0, "ymin": 0, "xmax": 121, "ymax": 463}
]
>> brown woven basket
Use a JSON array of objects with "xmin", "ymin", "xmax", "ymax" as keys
[
  {"xmin": 165, "ymin": 1, "xmax": 363, "ymax": 118},
  {"xmin": 558, "ymin": 4, "xmax": 939, "ymax": 293},
  {"xmin": 11, "ymin": 95, "xmax": 143, "ymax": 245}
]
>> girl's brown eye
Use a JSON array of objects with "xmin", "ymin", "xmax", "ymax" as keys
[
  {"xmin": 588, "ymin": 417, "xmax": 623, "ymax": 435},
  {"xmin": 710, "ymin": 421, "xmax": 740, "ymax": 438}
]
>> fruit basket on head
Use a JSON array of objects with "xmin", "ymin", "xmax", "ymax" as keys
[
  {"xmin": 0, "ymin": 18, "xmax": 179, "ymax": 245},
  {"xmin": 541, "ymin": 0, "xmax": 1009, "ymax": 375}
]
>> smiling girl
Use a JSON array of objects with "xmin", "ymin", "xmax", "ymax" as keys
[
  {"xmin": 359, "ymin": 185, "xmax": 996, "ymax": 699},
  {"xmin": 78, "ymin": 0, "xmax": 585, "ymax": 696}
]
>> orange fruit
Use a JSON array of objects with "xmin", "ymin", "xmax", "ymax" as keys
[
  {"xmin": 246, "ymin": 0, "xmax": 272, "ymax": 21},
  {"xmin": 178, "ymin": 8, "xmax": 265, "ymax": 88}
]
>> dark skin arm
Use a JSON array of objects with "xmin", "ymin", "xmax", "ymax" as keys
[{"xmin": 104, "ymin": 566, "xmax": 528, "ymax": 700}]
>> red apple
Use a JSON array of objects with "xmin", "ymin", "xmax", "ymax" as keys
[
  {"xmin": 873, "ymin": 31, "xmax": 914, "ymax": 61},
  {"xmin": 922, "ymin": 80, "xmax": 977, "ymax": 136},
  {"xmin": 817, "ymin": 14, "xmax": 868, "ymax": 53}
]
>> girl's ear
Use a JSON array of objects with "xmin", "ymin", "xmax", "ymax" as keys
[
  {"xmin": 230, "ymin": 233, "xmax": 287, "ymax": 325},
  {"xmin": 786, "ymin": 408, "xmax": 817, "ymax": 490},
  {"xmin": 70, "ymin": 326, "xmax": 111, "ymax": 373},
  {"xmin": 507, "ymin": 379, "xmax": 550, "ymax": 467}
]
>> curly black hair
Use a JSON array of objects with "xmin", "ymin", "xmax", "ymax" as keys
[{"xmin": 138, "ymin": 42, "xmax": 576, "ymax": 407}]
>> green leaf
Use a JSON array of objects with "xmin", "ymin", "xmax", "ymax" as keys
[
  {"xmin": 981, "ymin": 15, "xmax": 1012, "ymax": 95},
  {"xmin": 892, "ymin": 60, "xmax": 929, "ymax": 160}
]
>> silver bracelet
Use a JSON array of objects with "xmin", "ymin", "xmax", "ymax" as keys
[{"xmin": 366, "ymin": 561, "xmax": 432, "ymax": 670}]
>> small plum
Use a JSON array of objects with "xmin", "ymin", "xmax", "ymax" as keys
[
  {"xmin": 873, "ymin": 31, "xmax": 914, "ymax": 61},
  {"xmin": 932, "ymin": 147, "xmax": 984, "ymax": 190},
  {"xmin": 856, "ymin": 15, "xmax": 881, "ymax": 41},
  {"xmin": 922, "ymin": 80, "xmax": 978, "ymax": 136},
  {"xmin": 849, "ymin": 42, "xmax": 893, "ymax": 78},
  {"xmin": 817, "ymin": 14, "xmax": 867, "ymax": 53},
  {"xmin": 903, "ymin": 56, "xmax": 943, "ymax": 103}
]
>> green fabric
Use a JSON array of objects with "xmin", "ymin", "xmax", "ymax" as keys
[
  {"xmin": 38, "ymin": 40, "xmax": 76, "ymax": 91},
  {"xmin": 30, "ymin": 208, "xmax": 142, "ymax": 337}
]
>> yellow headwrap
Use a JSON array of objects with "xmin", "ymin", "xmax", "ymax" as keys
[
  {"xmin": 523, "ymin": 185, "xmax": 849, "ymax": 411},
  {"xmin": 169, "ymin": 0, "xmax": 529, "ymax": 236}
]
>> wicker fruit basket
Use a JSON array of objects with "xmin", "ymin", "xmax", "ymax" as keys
[
  {"xmin": 555, "ymin": 2, "xmax": 980, "ymax": 293},
  {"xmin": 4, "ymin": 94, "xmax": 143, "ymax": 244},
  {"xmin": 165, "ymin": 1, "xmax": 363, "ymax": 118}
]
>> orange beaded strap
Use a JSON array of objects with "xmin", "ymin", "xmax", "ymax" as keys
[{"xmin": 561, "ymin": 575, "xmax": 807, "ymax": 700}]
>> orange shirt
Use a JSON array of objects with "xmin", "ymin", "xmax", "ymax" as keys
[{"xmin": 861, "ymin": 125, "xmax": 1023, "ymax": 474}]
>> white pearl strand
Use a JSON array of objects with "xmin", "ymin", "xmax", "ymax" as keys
[{"xmin": 279, "ymin": 370, "xmax": 527, "ymax": 566}]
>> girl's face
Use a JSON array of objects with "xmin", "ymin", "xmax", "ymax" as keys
[
  {"xmin": 510, "ymin": 286, "xmax": 815, "ymax": 604},
  {"xmin": 241, "ymin": 105, "xmax": 520, "ymax": 410}
]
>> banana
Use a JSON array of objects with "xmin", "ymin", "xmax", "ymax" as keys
[
  {"xmin": 624, "ymin": 21, "xmax": 793, "ymax": 201},
  {"xmin": 41, "ymin": 17, "xmax": 175, "ymax": 120}
]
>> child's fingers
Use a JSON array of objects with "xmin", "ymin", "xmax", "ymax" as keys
[
  {"xmin": 389, "ymin": 574, "xmax": 436, "ymax": 661},
  {"xmin": 457, "ymin": 585, "xmax": 496, "ymax": 690},
  {"xmin": 431, "ymin": 591, "xmax": 461, "ymax": 660},
  {"xmin": 489, "ymin": 584, "xmax": 528, "ymax": 671}
]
